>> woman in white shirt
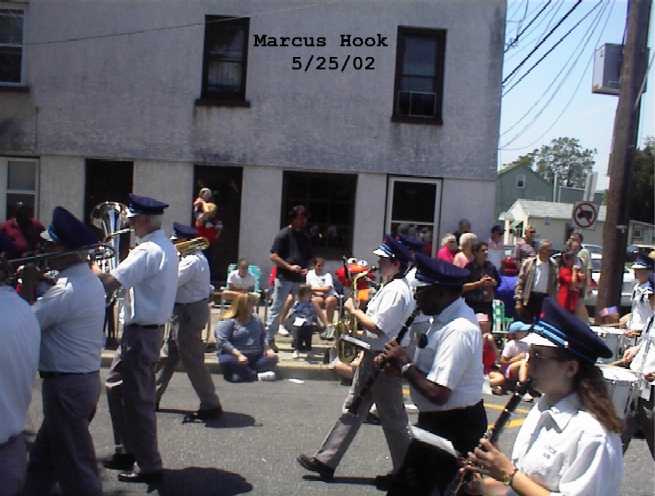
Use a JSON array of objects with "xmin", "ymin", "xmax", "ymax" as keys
[
  {"xmin": 464, "ymin": 297, "xmax": 624, "ymax": 496},
  {"xmin": 305, "ymin": 257, "xmax": 338, "ymax": 326}
]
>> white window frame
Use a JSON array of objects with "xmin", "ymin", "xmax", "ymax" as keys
[
  {"xmin": 516, "ymin": 174, "xmax": 526, "ymax": 189},
  {"xmin": 385, "ymin": 176, "xmax": 442, "ymax": 257},
  {"xmin": 0, "ymin": 156, "xmax": 39, "ymax": 221},
  {"xmin": 0, "ymin": 4, "xmax": 26, "ymax": 86}
]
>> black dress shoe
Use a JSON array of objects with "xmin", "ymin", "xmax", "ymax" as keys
[
  {"xmin": 296, "ymin": 454, "xmax": 334, "ymax": 481},
  {"xmin": 117, "ymin": 470, "xmax": 163, "ymax": 484},
  {"xmin": 183, "ymin": 406, "xmax": 224, "ymax": 422},
  {"xmin": 103, "ymin": 453, "xmax": 135, "ymax": 471},
  {"xmin": 375, "ymin": 472, "xmax": 394, "ymax": 490},
  {"xmin": 269, "ymin": 340, "xmax": 279, "ymax": 353}
]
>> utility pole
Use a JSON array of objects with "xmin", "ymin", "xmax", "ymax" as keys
[{"xmin": 597, "ymin": 0, "xmax": 652, "ymax": 313}]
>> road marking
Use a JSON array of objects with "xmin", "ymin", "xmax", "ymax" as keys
[{"xmin": 484, "ymin": 402, "xmax": 530, "ymax": 415}]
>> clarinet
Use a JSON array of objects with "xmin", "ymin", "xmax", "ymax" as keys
[
  {"xmin": 347, "ymin": 309, "xmax": 419, "ymax": 415},
  {"xmin": 445, "ymin": 380, "xmax": 532, "ymax": 496}
]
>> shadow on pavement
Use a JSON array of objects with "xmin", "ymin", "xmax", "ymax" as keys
[
  {"xmin": 103, "ymin": 467, "xmax": 252, "ymax": 495},
  {"xmin": 204, "ymin": 411, "xmax": 257, "ymax": 429}
]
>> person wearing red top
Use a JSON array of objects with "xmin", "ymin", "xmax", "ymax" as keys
[
  {"xmin": 436, "ymin": 234, "xmax": 457, "ymax": 264},
  {"xmin": 556, "ymin": 251, "xmax": 580, "ymax": 313},
  {"xmin": 0, "ymin": 202, "xmax": 44, "ymax": 257}
]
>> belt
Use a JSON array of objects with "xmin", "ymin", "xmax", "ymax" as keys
[
  {"xmin": 39, "ymin": 370, "xmax": 98, "ymax": 379},
  {"xmin": 128, "ymin": 323, "xmax": 164, "ymax": 330},
  {"xmin": 175, "ymin": 298, "xmax": 209, "ymax": 306}
]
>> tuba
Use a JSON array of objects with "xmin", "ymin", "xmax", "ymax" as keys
[
  {"xmin": 90, "ymin": 202, "xmax": 128, "ymax": 274},
  {"xmin": 335, "ymin": 260, "xmax": 375, "ymax": 364}
]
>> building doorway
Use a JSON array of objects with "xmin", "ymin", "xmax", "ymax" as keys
[
  {"xmin": 194, "ymin": 165, "xmax": 243, "ymax": 283},
  {"xmin": 385, "ymin": 176, "xmax": 442, "ymax": 257},
  {"xmin": 84, "ymin": 159, "xmax": 133, "ymax": 224}
]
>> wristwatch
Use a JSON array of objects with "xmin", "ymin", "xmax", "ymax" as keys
[
  {"xmin": 400, "ymin": 362, "xmax": 414, "ymax": 376},
  {"xmin": 500, "ymin": 466, "xmax": 519, "ymax": 486}
]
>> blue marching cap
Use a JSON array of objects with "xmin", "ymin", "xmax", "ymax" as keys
[
  {"xmin": 632, "ymin": 254, "xmax": 654, "ymax": 271},
  {"xmin": 413, "ymin": 252, "xmax": 470, "ymax": 288},
  {"xmin": 40, "ymin": 206, "xmax": 99, "ymax": 249},
  {"xmin": 173, "ymin": 222, "xmax": 198, "ymax": 239},
  {"xmin": 524, "ymin": 297, "xmax": 612, "ymax": 363},
  {"xmin": 397, "ymin": 234, "xmax": 425, "ymax": 252},
  {"xmin": 372, "ymin": 235, "xmax": 412, "ymax": 264},
  {"xmin": 127, "ymin": 194, "xmax": 169, "ymax": 218}
]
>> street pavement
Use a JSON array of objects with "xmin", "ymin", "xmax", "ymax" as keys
[{"xmin": 25, "ymin": 370, "xmax": 654, "ymax": 496}]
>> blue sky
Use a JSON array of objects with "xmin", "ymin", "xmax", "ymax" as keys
[{"xmin": 499, "ymin": 0, "xmax": 655, "ymax": 190}]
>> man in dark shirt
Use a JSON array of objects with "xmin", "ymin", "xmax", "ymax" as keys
[{"xmin": 265, "ymin": 205, "xmax": 313, "ymax": 350}]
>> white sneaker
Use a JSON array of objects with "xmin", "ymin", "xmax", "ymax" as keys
[
  {"xmin": 523, "ymin": 393, "xmax": 534, "ymax": 402},
  {"xmin": 257, "ymin": 371, "xmax": 277, "ymax": 381},
  {"xmin": 278, "ymin": 327, "xmax": 290, "ymax": 337},
  {"xmin": 292, "ymin": 350, "xmax": 301, "ymax": 359}
]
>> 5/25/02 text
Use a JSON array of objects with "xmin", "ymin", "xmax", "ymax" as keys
[{"xmin": 292, "ymin": 55, "xmax": 375, "ymax": 72}]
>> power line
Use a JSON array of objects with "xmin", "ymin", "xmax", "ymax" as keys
[
  {"xmin": 501, "ymin": 1, "xmax": 611, "ymax": 137},
  {"xmin": 505, "ymin": 0, "xmax": 553, "ymax": 52},
  {"xmin": 502, "ymin": 0, "xmax": 583, "ymax": 85},
  {"xmin": 514, "ymin": 0, "xmax": 531, "ymax": 39},
  {"xmin": 24, "ymin": 1, "xmax": 344, "ymax": 47},
  {"xmin": 500, "ymin": 0, "xmax": 616, "ymax": 151},
  {"xmin": 503, "ymin": 0, "xmax": 605, "ymax": 96},
  {"xmin": 505, "ymin": 0, "xmax": 564, "ymax": 61}
]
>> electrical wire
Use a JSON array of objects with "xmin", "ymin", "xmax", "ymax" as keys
[
  {"xmin": 505, "ymin": 0, "xmax": 553, "ymax": 52},
  {"xmin": 500, "ymin": 0, "xmax": 616, "ymax": 151},
  {"xmin": 501, "ymin": 1, "xmax": 611, "ymax": 137},
  {"xmin": 23, "ymin": 1, "xmax": 345, "ymax": 47},
  {"xmin": 505, "ymin": 0, "xmax": 564, "ymax": 62},
  {"xmin": 502, "ymin": 0, "xmax": 583, "ymax": 85},
  {"xmin": 503, "ymin": 0, "xmax": 605, "ymax": 96}
]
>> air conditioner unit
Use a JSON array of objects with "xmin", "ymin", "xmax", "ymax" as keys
[{"xmin": 592, "ymin": 43, "xmax": 623, "ymax": 95}]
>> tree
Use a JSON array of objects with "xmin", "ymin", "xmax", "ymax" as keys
[
  {"xmin": 628, "ymin": 136, "xmax": 654, "ymax": 224},
  {"xmin": 501, "ymin": 137, "xmax": 596, "ymax": 188}
]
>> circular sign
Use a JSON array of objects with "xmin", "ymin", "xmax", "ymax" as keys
[{"xmin": 572, "ymin": 201, "xmax": 598, "ymax": 229}]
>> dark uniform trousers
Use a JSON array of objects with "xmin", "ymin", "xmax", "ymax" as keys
[
  {"xmin": 0, "ymin": 434, "xmax": 27, "ymax": 496},
  {"xmin": 106, "ymin": 324, "xmax": 163, "ymax": 473},
  {"xmin": 156, "ymin": 300, "xmax": 220, "ymax": 410},
  {"xmin": 23, "ymin": 372, "xmax": 102, "ymax": 496},
  {"xmin": 388, "ymin": 400, "xmax": 487, "ymax": 496},
  {"xmin": 623, "ymin": 386, "xmax": 655, "ymax": 460}
]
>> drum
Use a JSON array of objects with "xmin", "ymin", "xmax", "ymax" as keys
[
  {"xmin": 599, "ymin": 365, "xmax": 639, "ymax": 419},
  {"xmin": 591, "ymin": 326, "xmax": 626, "ymax": 363}
]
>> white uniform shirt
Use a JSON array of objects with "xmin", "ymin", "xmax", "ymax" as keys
[
  {"xmin": 227, "ymin": 270, "xmax": 256, "ymax": 291},
  {"xmin": 176, "ymin": 251, "xmax": 211, "ymax": 304},
  {"xmin": 630, "ymin": 316, "xmax": 655, "ymax": 398},
  {"xmin": 411, "ymin": 297, "xmax": 483, "ymax": 411},
  {"xmin": 532, "ymin": 258, "xmax": 549, "ymax": 293},
  {"xmin": 0, "ymin": 286, "xmax": 40, "ymax": 443},
  {"xmin": 112, "ymin": 228, "xmax": 178, "ymax": 326},
  {"xmin": 305, "ymin": 269, "xmax": 337, "ymax": 296},
  {"xmin": 629, "ymin": 280, "xmax": 654, "ymax": 332},
  {"xmin": 509, "ymin": 394, "xmax": 623, "ymax": 496},
  {"xmin": 33, "ymin": 263, "xmax": 106, "ymax": 373},
  {"xmin": 363, "ymin": 276, "xmax": 415, "ymax": 351}
]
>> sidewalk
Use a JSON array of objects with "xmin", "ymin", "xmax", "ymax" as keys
[{"xmin": 100, "ymin": 305, "xmax": 339, "ymax": 381}]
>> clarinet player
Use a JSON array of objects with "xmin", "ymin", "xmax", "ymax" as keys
[
  {"xmin": 297, "ymin": 235, "xmax": 415, "ymax": 482},
  {"xmin": 380, "ymin": 253, "xmax": 487, "ymax": 495},
  {"xmin": 462, "ymin": 298, "xmax": 623, "ymax": 495}
]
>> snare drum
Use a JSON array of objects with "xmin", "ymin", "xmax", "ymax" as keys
[
  {"xmin": 591, "ymin": 327, "xmax": 626, "ymax": 363},
  {"xmin": 599, "ymin": 365, "xmax": 639, "ymax": 419}
]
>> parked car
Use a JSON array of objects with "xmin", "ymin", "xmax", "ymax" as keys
[
  {"xmin": 582, "ymin": 244, "xmax": 603, "ymax": 256},
  {"xmin": 584, "ymin": 253, "xmax": 634, "ymax": 309},
  {"xmin": 626, "ymin": 244, "xmax": 655, "ymax": 262}
]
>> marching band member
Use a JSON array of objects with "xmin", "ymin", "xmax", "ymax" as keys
[
  {"xmin": 622, "ymin": 258, "xmax": 655, "ymax": 459},
  {"xmin": 21, "ymin": 207, "xmax": 106, "ymax": 496},
  {"xmin": 464, "ymin": 298, "xmax": 623, "ymax": 495},
  {"xmin": 99, "ymin": 194, "xmax": 178, "ymax": 484},
  {"xmin": 380, "ymin": 254, "xmax": 486, "ymax": 495},
  {"xmin": 156, "ymin": 222, "xmax": 222, "ymax": 420},
  {"xmin": 625, "ymin": 255, "xmax": 654, "ymax": 337},
  {"xmin": 0, "ymin": 234, "xmax": 40, "ymax": 496},
  {"xmin": 297, "ymin": 236, "xmax": 414, "ymax": 481}
]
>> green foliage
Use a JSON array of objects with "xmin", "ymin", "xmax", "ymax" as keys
[
  {"xmin": 629, "ymin": 137, "xmax": 654, "ymax": 224},
  {"xmin": 502, "ymin": 137, "xmax": 596, "ymax": 188}
]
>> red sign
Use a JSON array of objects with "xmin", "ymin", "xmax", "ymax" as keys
[{"xmin": 572, "ymin": 201, "xmax": 598, "ymax": 229}]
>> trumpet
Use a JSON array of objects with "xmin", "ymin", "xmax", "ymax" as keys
[
  {"xmin": 8, "ymin": 243, "xmax": 117, "ymax": 275},
  {"xmin": 175, "ymin": 237, "xmax": 210, "ymax": 256}
]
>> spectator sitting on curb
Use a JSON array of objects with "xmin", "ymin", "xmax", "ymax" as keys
[
  {"xmin": 306, "ymin": 257, "xmax": 338, "ymax": 334},
  {"xmin": 222, "ymin": 258, "xmax": 259, "ymax": 304},
  {"xmin": 488, "ymin": 321, "xmax": 530, "ymax": 395}
]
